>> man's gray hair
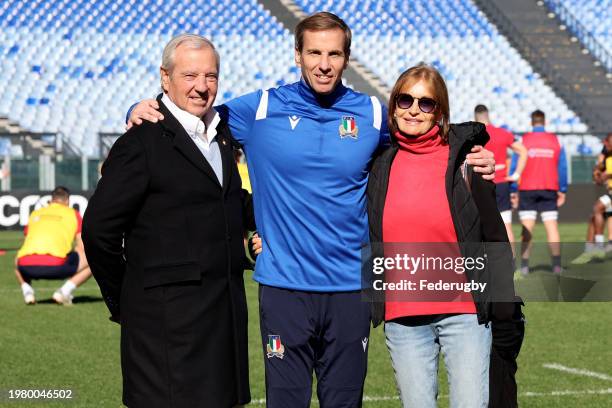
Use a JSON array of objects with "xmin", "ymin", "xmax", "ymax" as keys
[{"xmin": 161, "ymin": 33, "xmax": 220, "ymax": 74}]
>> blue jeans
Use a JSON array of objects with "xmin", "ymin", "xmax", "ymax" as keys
[{"xmin": 385, "ymin": 314, "xmax": 491, "ymax": 408}]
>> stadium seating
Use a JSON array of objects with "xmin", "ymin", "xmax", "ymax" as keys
[
  {"xmin": 545, "ymin": 0, "xmax": 612, "ymax": 71},
  {"xmin": 0, "ymin": 0, "xmax": 602, "ymax": 156},
  {"xmin": 294, "ymin": 0, "xmax": 590, "ymax": 141},
  {"xmin": 0, "ymin": 0, "xmax": 299, "ymax": 155}
]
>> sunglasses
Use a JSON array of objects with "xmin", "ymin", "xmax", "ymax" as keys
[{"xmin": 396, "ymin": 93, "xmax": 437, "ymax": 113}]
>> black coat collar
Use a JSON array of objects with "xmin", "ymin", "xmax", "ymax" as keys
[{"xmin": 156, "ymin": 94, "xmax": 234, "ymax": 193}]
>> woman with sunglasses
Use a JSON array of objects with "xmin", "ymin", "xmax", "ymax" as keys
[{"xmin": 367, "ymin": 63, "xmax": 515, "ymax": 407}]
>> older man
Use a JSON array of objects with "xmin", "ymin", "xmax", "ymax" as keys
[{"xmin": 82, "ymin": 34, "xmax": 254, "ymax": 408}]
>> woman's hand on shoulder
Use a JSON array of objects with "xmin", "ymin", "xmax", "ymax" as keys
[{"xmin": 466, "ymin": 145, "xmax": 495, "ymax": 181}]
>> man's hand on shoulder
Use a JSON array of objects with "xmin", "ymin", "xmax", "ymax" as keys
[{"xmin": 126, "ymin": 99, "xmax": 164, "ymax": 130}]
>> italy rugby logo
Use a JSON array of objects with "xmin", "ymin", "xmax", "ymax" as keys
[
  {"xmin": 339, "ymin": 116, "xmax": 358, "ymax": 139},
  {"xmin": 266, "ymin": 335, "xmax": 285, "ymax": 359}
]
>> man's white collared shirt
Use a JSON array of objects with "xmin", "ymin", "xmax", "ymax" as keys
[{"xmin": 162, "ymin": 93, "xmax": 223, "ymax": 185}]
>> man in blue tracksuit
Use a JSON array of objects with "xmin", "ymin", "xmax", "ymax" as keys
[
  {"xmin": 219, "ymin": 15, "xmax": 382, "ymax": 406},
  {"xmin": 127, "ymin": 12, "xmax": 495, "ymax": 407}
]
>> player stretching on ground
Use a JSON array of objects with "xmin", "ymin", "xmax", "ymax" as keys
[
  {"xmin": 572, "ymin": 132, "xmax": 612, "ymax": 263},
  {"xmin": 15, "ymin": 186, "xmax": 91, "ymax": 305}
]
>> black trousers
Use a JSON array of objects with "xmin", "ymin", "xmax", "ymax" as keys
[{"xmin": 259, "ymin": 285, "xmax": 371, "ymax": 408}]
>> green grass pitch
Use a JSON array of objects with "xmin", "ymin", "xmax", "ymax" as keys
[{"xmin": 0, "ymin": 224, "xmax": 610, "ymax": 407}]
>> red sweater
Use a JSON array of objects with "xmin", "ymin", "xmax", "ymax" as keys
[{"xmin": 383, "ymin": 126, "xmax": 476, "ymax": 320}]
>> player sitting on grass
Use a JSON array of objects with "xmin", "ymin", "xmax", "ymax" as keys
[
  {"xmin": 572, "ymin": 133, "xmax": 612, "ymax": 264},
  {"xmin": 15, "ymin": 186, "xmax": 92, "ymax": 305}
]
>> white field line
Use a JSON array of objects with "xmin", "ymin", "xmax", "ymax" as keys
[
  {"xmin": 522, "ymin": 388, "xmax": 612, "ymax": 397},
  {"xmin": 362, "ymin": 396, "xmax": 400, "ymax": 402},
  {"xmin": 0, "ymin": 287, "xmax": 100, "ymax": 292},
  {"xmin": 249, "ymin": 396, "xmax": 402, "ymax": 405},
  {"xmin": 249, "ymin": 389, "xmax": 612, "ymax": 405},
  {"xmin": 544, "ymin": 363, "xmax": 612, "ymax": 382}
]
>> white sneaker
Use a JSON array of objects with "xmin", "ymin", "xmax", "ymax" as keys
[
  {"xmin": 24, "ymin": 292, "xmax": 35, "ymax": 305},
  {"xmin": 52, "ymin": 290, "xmax": 73, "ymax": 306}
]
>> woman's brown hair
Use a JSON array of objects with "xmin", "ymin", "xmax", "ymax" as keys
[{"xmin": 388, "ymin": 63, "xmax": 450, "ymax": 141}]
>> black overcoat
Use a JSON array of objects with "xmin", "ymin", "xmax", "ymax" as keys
[{"xmin": 82, "ymin": 96, "xmax": 254, "ymax": 408}]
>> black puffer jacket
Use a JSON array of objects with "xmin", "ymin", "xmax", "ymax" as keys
[{"xmin": 366, "ymin": 122, "xmax": 515, "ymax": 327}]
